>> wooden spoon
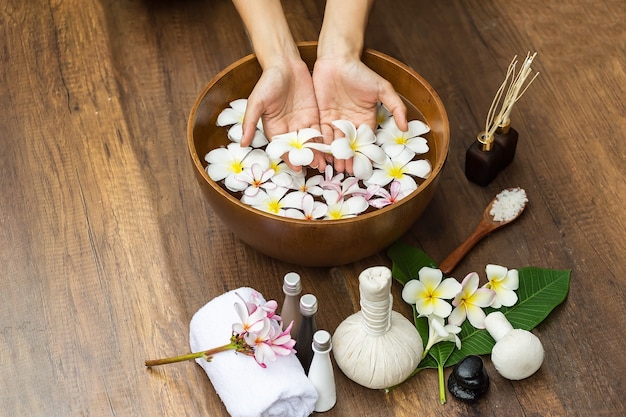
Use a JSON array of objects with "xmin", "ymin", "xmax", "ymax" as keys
[{"xmin": 438, "ymin": 191, "xmax": 527, "ymax": 276}]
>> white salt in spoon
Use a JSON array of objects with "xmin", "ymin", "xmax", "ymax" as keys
[{"xmin": 439, "ymin": 188, "xmax": 527, "ymax": 276}]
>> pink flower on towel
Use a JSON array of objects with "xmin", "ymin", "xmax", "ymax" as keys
[
  {"xmin": 245, "ymin": 321, "xmax": 297, "ymax": 367},
  {"xmin": 233, "ymin": 291, "xmax": 295, "ymax": 367},
  {"xmin": 145, "ymin": 291, "xmax": 296, "ymax": 369}
]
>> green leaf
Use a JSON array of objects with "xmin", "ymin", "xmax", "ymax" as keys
[
  {"xmin": 499, "ymin": 267, "xmax": 571, "ymax": 329},
  {"xmin": 387, "ymin": 241, "xmax": 437, "ymax": 286},
  {"xmin": 428, "ymin": 341, "xmax": 456, "ymax": 366},
  {"xmin": 417, "ymin": 355, "xmax": 438, "ymax": 370}
]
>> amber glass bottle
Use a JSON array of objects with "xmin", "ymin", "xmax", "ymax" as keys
[
  {"xmin": 493, "ymin": 119, "xmax": 519, "ymax": 170},
  {"xmin": 465, "ymin": 132, "xmax": 502, "ymax": 186}
]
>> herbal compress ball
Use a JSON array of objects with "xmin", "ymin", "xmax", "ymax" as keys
[
  {"xmin": 332, "ymin": 266, "xmax": 423, "ymax": 389},
  {"xmin": 485, "ymin": 312, "xmax": 544, "ymax": 380}
]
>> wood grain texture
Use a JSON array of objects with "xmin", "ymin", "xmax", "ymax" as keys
[{"xmin": 1, "ymin": 0, "xmax": 624, "ymax": 416}]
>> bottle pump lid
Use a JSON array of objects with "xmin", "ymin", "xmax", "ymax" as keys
[
  {"xmin": 299, "ymin": 294, "xmax": 318, "ymax": 316},
  {"xmin": 283, "ymin": 272, "xmax": 302, "ymax": 295}
]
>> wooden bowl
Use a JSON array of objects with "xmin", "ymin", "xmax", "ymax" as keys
[{"xmin": 188, "ymin": 42, "xmax": 449, "ymax": 267}]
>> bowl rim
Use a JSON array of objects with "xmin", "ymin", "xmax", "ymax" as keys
[{"xmin": 187, "ymin": 43, "xmax": 449, "ymax": 226}]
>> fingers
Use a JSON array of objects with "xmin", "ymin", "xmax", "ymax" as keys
[
  {"xmin": 378, "ymin": 80, "xmax": 408, "ymax": 132},
  {"xmin": 241, "ymin": 98, "xmax": 264, "ymax": 147},
  {"xmin": 310, "ymin": 151, "xmax": 327, "ymax": 173}
]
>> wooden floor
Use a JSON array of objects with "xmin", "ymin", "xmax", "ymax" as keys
[{"xmin": 1, "ymin": 0, "xmax": 625, "ymax": 416}]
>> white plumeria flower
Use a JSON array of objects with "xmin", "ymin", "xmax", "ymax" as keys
[
  {"xmin": 207, "ymin": 100, "xmax": 437, "ymax": 221},
  {"xmin": 324, "ymin": 196, "xmax": 369, "ymax": 220},
  {"xmin": 266, "ymin": 128, "xmax": 329, "ymax": 167},
  {"xmin": 228, "ymin": 125, "xmax": 269, "ymax": 148},
  {"xmin": 205, "ymin": 143, "xmax": 269, "ymax": 192},
  {"xmin": 284, "ymin": 193, "xmax": 328, "ymax": 220},
  {"xmin": 217, "ymin": 99, "xmax": 268, "ymax": 148},
  {"xmin": 376, "ymin": 102, "xmax": 394, "ymax": 129},
  {"xmin": 483, "ymin": 264, "xmax": 519, "ymax": 308},
  {"xmin": 329, "ymin": 120, "xmax": 386, "ymax": 180},
  {"xmin": 235, "ymin": 163, "xmax": 277, "ymax": 197},
  {"xmin": 241, "ymin": 186, "xmax": 291, "ymax": 216},
  {"xmin": 289, "ymin": 169, "xmax": 324, "ymax": 196},
  {"xmin": 449, "ymin": 272, "xmax": 496, "ymax": 329},
  {"xmin": 401, "ymin": 267, "xmax": 462, "ymax": 318},
  {"xmin": 376, "ymin": 119, "xmax": 430, "ymax": 158},
  {"xmin": 365, "ymin": 149, "xmax": 431, "ymax": 191},
  {"xmin": 268, "ymin": 157, "xmax": 299, "ymax": 188},
  {"xmin": 424, "ymin": 315, "xmax": 462, "ymax": 353}
]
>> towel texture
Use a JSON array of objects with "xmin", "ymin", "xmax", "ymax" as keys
[{"xmin": 189, "ymin": 287, "xmax": 318, "ymax": 417}]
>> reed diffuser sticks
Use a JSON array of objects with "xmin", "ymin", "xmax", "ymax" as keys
[{"xmin": 465, "ymin": 52, "xmax": 539, "ymax": 186}]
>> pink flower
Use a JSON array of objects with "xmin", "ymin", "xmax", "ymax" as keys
[
  {"xmin": 244, "ymin": 321, "xmax": 296, "ymax": 367},
  {"xmin": 235, "ymin": 163, "xmax": 277, "ymax": 197},
  {"xmin": 369, "ymin": 180, "xmax": 415, "ymax": 209},
  {"xmin": 267, "ymin": 321, "xmax": 297, "ymax": 357},
  {"xmin": 352, "ymin": 183, "xmax": 382, "ymax": 204},
  {"xmin": 322, "ymin": 176, "xmax": 363, "ymax": 205},
  {"xmin": 232, "ymin": 300, "xmax": 268, "ymax": 336},
  {"xmin": 319, "ymin": 165, "xmax": 344, "ymax": 191}
]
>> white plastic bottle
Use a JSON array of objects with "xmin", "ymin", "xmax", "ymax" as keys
[
  {"xmin": 307, "ymin": 330, "xmax": 337, "ymax": 412},
  {"xmin": 280, "ymin": 272, "xmax": 302, "ymax": 338}
]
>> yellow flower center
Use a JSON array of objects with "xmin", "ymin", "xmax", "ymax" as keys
[
  {"xmin": 267, "ymin": 200, "xmax": 282, "ymax": 214},
  {"xmin": 395, "ymin": 135, "xmax": 407, "ymax": 145},
  {"xmin": 327, "ymin": 209, "xmax": 343, "ymax": 219},
  {"xmin": 289, "ymin": 139, "xmax": 303, "ymax": 149},
  {"xmin": 388, "ymin": 166, "xmax": 404, "ymax": 179},
  {"xmin": 229, "ymin": 161, "xmax": 244, "ymax": 174}
]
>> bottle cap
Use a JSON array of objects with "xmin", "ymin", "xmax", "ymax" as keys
[
  {"xmin": 312, "ymin": 330, "xmax": 331, "ymax": 351},
  {"xmin": 283, "ymin": 272, "xmax": 302, "ymax": 295},
  {"xmin": 299, "ymin": 294, "xmax": 318, "ymax": 316}
]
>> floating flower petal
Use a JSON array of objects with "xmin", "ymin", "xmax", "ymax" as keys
[
  {"xmin": 266, "ymin": 128, "xmax": 328, "ymax": 167},
  {"xmin": 376, "ymin": 119, "xmax": 430, "ymax": 158},
  {"xmin": 205, "ymin": 143, "xmax": 269, "ymax": 192},
  {"xmin": 331, "ymin": 120, "xmax": 386, "ymax": 180},
  {"xmin": 324, "ymin": 196, "xmax": 369, "ymax": 220},
  {"xmin": 365, "ymin": 149, "xmax": 431, "ymax": 191},
  {"xmin": 241, "ymin": 187, "xmax": 291, "ymax": 216}
]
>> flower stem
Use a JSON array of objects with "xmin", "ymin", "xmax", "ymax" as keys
[
  {"xmin": 438, "ymin": 363, "xmax": 446, "ymax": 404},
  {"xmin": 145, "ymin": 343, "xmax": 236, "ymax": 367}
]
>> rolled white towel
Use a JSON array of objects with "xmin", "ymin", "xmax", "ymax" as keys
[{"xmin": 189, "ymin": 287, "xmax": 318, "ymax": 417}]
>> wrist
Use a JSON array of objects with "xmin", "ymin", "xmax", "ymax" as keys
[
  {"xmin": 317, "ymin": 0, "xmax": 374, "ymax": 60},
  {"xmin": 232, "ymin": 0, "xmax": 300, "ymax": 69}
]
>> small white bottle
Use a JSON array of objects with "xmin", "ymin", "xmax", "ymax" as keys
[
  {"xmin": 307, "ymin": 330, "xmax": 336, "ymax": 412},
  {"xmin": 280, "ymin": 272, "xmax": 302, "ymax": 338}
]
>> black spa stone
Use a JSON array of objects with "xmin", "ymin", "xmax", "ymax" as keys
[{"xmin": 448, "ymin": 355, "xmax": 490, "ymax": 402}]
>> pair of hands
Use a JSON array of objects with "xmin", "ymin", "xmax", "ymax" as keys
[{"xmin": 240, "ymin": 55, "xmax": 408, "ymax": 174}]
